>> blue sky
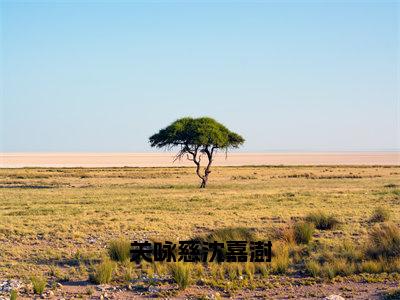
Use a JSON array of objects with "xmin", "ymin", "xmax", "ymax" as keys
[{"xmin": 1, "ymin": 1, "xmax": 399, "ymax": 152}]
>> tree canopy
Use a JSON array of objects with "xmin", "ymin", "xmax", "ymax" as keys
[{"xmin": 149, "ymin": 117, "xmax": 244, "ymax": 150}]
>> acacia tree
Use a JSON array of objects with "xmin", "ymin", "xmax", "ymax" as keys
[{"xmin": 149, "ymin": 117, "xmax": 245, "ymax": 188}]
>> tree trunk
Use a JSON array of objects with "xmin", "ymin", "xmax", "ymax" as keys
[
  {"xmin": 188, "ymin": 146, "xmax": 214, "ymax": 189},
  {"xmin": 200, "ymin": 175, "xmax": 208, "ymax": 188}
]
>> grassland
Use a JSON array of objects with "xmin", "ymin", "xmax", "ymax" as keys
[{"xmin": 0, "ymin": 166, "xmax": 399, "ymax": 299}]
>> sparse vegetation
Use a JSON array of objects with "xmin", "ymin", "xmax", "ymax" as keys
[
  {"xmin": 271, "ymin": 242, "xmax": 290, "ymax": 274},
  {"xmin": 306, "ymin": 260, "xmax": 321, "ymax": 277},
  {"xmin": 9, "ymin": 289, "xmax": 17, "ymax": 300},
  {"xmin": 384, "ymin": 183, "xmax": 398, "ymax": 188},
  {"xmin": 169, "ymin": 263, "xmax": 191, "ymax": 290},
  {"xmin": 370, "ymin": 206, "xmax": 391, "ymax": 223},
  {"xmin": 31, "ymin": 276, "xmax": 46, "ymax": 294},
  {"xmin": 294, "ymin": 222, "xmax": 315, "ymax": 244},
  {"xmin": 89, "ymin": 260, "xmax": 115, "ymax": 284},
  {"xmin": 306, "ymin": 211, "xmax": 340, "ymax": 230},
  {"xmin": 366, "ymin": 223, "xmax": 400, "ymax": 259},
  {"xmin": 0, "ymin": 166, "xmax": 399, "ymax": 298},
  {"xmin": 121, "ymin": 261, "xmax": 137, "ymax": 281},
  {"xmin": 202, "ymin": 227, "xmax": 255, "ymax": 243},
  {"xmin": 108, "ymin": 238, "xmax": 131, "ymax": 262},
  {"xmin": 359, "ymin": 260, "xmax": 382, "ymax": 274}
]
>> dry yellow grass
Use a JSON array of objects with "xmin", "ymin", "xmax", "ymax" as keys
[{"xmin": 0, "ymin": 166, "xmax": 399, "ymax": 280}]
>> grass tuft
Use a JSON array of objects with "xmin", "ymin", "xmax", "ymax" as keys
[
  {"xmin": 108, "ymin": 238, "xmax": 131, "ymax": 262},
  {"xmin": 359, "ymin": 260, "xmax": 383, "ymax": 274},
  {"xmin": 9, "ymin": 289, "xmax": 18, "ymax": 300},
  {"xmin": 89, "ymin": 259, "xmax": 115, "ymax": 284},
  {"xmin": 294, "ymin": 222, "xmax": 314, "ymax": 244},
  {"xmin": 306, "ymin": 211, "xmax": 340, "ymax": 230},
  {"xmin": 305, "ymin": 260, "xmax": 321, "ymax": 277},
  {"xmin": 338, "ymin": 240, "xmax": 362, "ymax": 262},
  {"xmin": 31, "ymin": 276, "xmax": 46, "ymax": 294},
  {"xmin": 271, "ymin": 242, "xmax": 290, "ymax": 274},
  {"xmin": 366, "ymin": 223, "xmax": 400, "ymax": 259},
  {"xmin": 369, "ymin": 207, "xmax": 390, "ymax": 223},
  {"xmin": 202, "ymin": 227, "xmax": 256, "ymax": 242},
  {"xmin": 169, "ymin": 263, "xmax": 191, "ymax": 290}
]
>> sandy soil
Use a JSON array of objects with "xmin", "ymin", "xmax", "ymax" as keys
[
  {"xmin": 1, "ymin": 152, "xmax": 399, "ymax": 168},
  {"xmin": 9, "ymin": 279, "xmax": 400, "ymax": 299}
]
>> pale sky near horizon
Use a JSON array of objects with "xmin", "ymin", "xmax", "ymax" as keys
[{"xmin": 1, "ymin": 1, "xmax": 399, "ymax": 152}]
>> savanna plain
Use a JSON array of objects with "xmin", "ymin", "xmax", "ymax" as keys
[{"xmin": 0, "ymin": 166, "xmax": 399, "ymax": 299}]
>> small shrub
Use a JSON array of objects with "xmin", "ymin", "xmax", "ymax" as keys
[
  {"xmin": 224, "ymin": 263, "xmax": 238, "ymax": 280},
  {"xmin": 31, "ymin": 276, "xmax": 46, "ymax": 294},
  {"xmin": 280, "ymin": 226, "xmax": 296, "ymax": 245},
  {"xmin": 255, "ymin": 263, "xmax": 269, "ymax": 277},
  {"xmin": 387, "ymin": 257, "xmax": 400, "ymax": 273},
  {"xmin": 316, "ymin": 247, "xmax": 335, "ymax": 265},
  {"xmin": 142, "ymin": 262, "xmax": 154, "ymax": 278},
  {"xmin": 323, "ymin": 263, "xmax": 337, "ymax": 279},
  {"xmin": 370, "ymin": 207, "xmax": 390, "ymax": 223},
  {"xmin": 244, "ymin": 263, "xmax": 255, "ymax": 280},
  {"xmin": 366, "ymin": 223, "xmax": 400, "ymax": 259},
  {"xmin": 209, "ymin": 263, "xmax": 224, "ymax": 280},
  {"xmin": 108, "ymin": 238, "xmax": 131, "ymax": 262},
  {"xmin": 86, "ymin": 286, "xmax": 94, "ymax": 296},
  {"xmin": 89, "ymin": 260, "xmax": 115, "ymax": 284},
  {"xmin": 195, "ymin": 227, "xmax": 255, "ymax": 261},
  {"xmin": 192, "ymin": 263, "xmax": 204, "ymax": 278},
  {"xmin": 9, "ymin": 289, "xmax": 17, "ymax": 300},
  {"xmin": 122, "ymin": 261, "xmax": 136, "ymax": 281},
  {"xmin": 294, "ymin": 222, "xmax": 314, "ymax": 244},
  {"xmin": 306, "ymin": 211, "xmax": 340, "ymax": 230},
  {"xmin": 305, "ymin": 260, "xmax": 321, "ymax": 277},
  {"xmin": 359, "ymin": 260, "xmax": 382, "ymax": 274},
  {"xmin": 338, "ymin": 240, "xmax": 362, "ymax": 262},
  {"xmin": 384, "ymin": 183, "xmax": 398, "ymax": 188},
  {"xmin": 271, "ymin": 242, "xmax": 290, "ymax": 274},
  {"xmin": 329, "ymin": 258, "xmax": 355, "ymax": 276},
  {"xmin": 169, "ymin": 263, "xmax": 191, "ymax": 290},
  {"xmin": 203, "ymin": 227, "xmax": 255, "ymax": 242}
]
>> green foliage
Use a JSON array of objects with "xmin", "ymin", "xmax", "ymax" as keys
[
  {"xmin": 305, "ymin": 260, "xmax": 321, "ymax": 277},
  {"xmin": 225, "ymin": 263, "xmax": 240, "ymax": 280},
  {"xmin": 327, "ymin": 258, "xmax": 355, "ymax": 276},
  {"xmin": 271, "ymin": 242, "xmax": 290, "ymax": 274},
  {"xmin": 169, "ymin": 263, "xmax": 191, "ymax": 290},
  {"xmin": 338, "ymin": 240, "xmax": 362, "ymax": 262},
  {"xmin": 370, "ymin": 206, "xmax": 391, "ymax": 222},
  {"xmin": 149, "ymin": 117, "xmax": 244, "ymax": 150},
  {"xmin": 366, "ymin": 223, "xmax": 400, "ymax": 259},
  {"xmin": 9, "ymin": 289, "xmax": 17, "ymax": 300},
  {"xmin": 294, "ymin": 222, "xmax": 314, "ymax": 244},
  {"xmin": 194, "ymin": 227, "xmax": 255, "ymax": 261},
  {"xmin": 244, "ymin": 262, "xmax": 255, "ymax": 280},
  {"xmin": 359, "ymin": 260, "xmax": 383, "ymax": 274},
  {"xmin": 31, "ymin": 276, "xmax": 46, "ymax": 294},
  {"xmin": 307, "ymin": 258, "xmax": 355, "ymax": 279},
  {"xmin": 108, "ymin": 238, "xmax": 131, "ymax": 262},
  {"xmin": 89, "ymin": 260, "xmax": 115, "ymax": 284},
  {"xmin": 202, "ymin": 227, "xmax": 256, "ymax": 243},
  {"xmin": 306, "ymin": 211, "xmax": 340, "ymax": 230},
  {"xmin": 122, "ymin": 261, "xmax": 137, "ymax": 281}
]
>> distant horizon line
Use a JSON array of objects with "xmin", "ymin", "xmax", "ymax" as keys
[{"xmin": 2, "ymin": 150, "xmax": 400, "ymax": 154}]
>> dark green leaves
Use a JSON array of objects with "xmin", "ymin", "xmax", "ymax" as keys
[{"xmin": 149, "ymin": 117, "xmax": 244, "ymax": 150}]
